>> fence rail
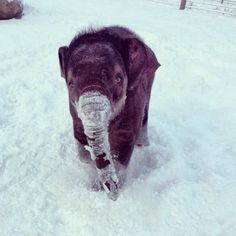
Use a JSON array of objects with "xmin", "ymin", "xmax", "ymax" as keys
[
  {"xmin": 187, "ymin": 0, "xmax": 236, "ymax": 16},
  {"xmin": 146, "ymin": 0, "xmax": 236, "ymax": 16}
]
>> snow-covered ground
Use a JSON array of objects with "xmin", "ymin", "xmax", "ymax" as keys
[{"xmin": 1, "ymin": 0, "xmax": 236, "ymax": 235}]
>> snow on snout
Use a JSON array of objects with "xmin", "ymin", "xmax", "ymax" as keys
[{"xmin": 77, "ymin": 91, "xmax": 112, "ymax": 126}]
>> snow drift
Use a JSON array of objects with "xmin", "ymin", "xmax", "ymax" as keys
[{"xmin": 0, "ymin": 0, "xmax": 236, "ymax": 235}]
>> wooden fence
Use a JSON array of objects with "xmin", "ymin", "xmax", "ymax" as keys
[
  {"xmin": 186, "ymin": 0, "xmax": 236, "ymax": 16},
  {"xmin": 146, "ymin": 0, "xmax": 236, "ymax": 16}
]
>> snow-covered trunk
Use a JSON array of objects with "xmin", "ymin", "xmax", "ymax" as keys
[{"xmin": 77, "ymin": 91, "xmax": 119, "ymax": 200}]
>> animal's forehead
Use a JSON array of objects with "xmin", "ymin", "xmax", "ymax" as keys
[{"xmin": 69, "ymin": 43, "xmax": 118, "ymax": 65}]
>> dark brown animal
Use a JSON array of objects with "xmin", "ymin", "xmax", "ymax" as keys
[{"xmin": 58, "ymin": 26, "xmax": 160, "ymax": 200}]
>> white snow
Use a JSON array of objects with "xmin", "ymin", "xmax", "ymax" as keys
[{"xmin": 0, "ymin": 0, "xmax": 236, "ymax": 235}]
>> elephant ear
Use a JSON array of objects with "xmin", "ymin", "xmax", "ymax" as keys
[
  {"xmin": 58, "ymin": 46, "xmax": 69, "ymax": 79},
  {"xmin": 125, "ymin": 37, "xmax": 160, "ymax": 90}
]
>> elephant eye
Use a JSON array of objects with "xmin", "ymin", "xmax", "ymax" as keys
[
  {"xmin": 115, "ymin": 75, "xmax": 123, "ymax": 85},
  {"xmin": 68, "ymin": 80, "xmax": 74, "ymax": 87}
]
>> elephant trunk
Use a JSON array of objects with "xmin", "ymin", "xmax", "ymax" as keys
[{"xmin": 77, "ymin": 91, "xmax": 119, "ymax": 200}]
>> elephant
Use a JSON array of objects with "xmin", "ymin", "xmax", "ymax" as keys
[{"xmin": 58, "ymin": 26, "xmax": 160, "ymax": 200}]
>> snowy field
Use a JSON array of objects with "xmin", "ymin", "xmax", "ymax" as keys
[{"xmin": 1, "ymin": 0, "xmax": 236, "ymax": 235}]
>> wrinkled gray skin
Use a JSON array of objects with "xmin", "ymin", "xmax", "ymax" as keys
[{"xmin": 58, "ymin": 26, "xmax": 160, "ymax": 200}]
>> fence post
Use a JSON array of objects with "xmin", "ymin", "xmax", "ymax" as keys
[
  {"xmin": 180, "ymin": 0, "xmax": 187, "ymax": 10},
  {"xmin": 221, "ymin": 0, "xmax": 224, "ymax": 3}
]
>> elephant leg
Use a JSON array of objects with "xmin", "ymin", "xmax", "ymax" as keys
[
  {"xmin": 113, "ymin": 157, "xmax": 127, "ymax": 189},
  {"xmin": 135, "ymin": 105, "xmax": 149, "ymax": 146},
  {"xmin": 135, "ymin": 75, "xmax": 155, "ymax": 147},
  {"xmin": 135, "ymin": 122, "xmax": 149, "ymax": 146}
]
